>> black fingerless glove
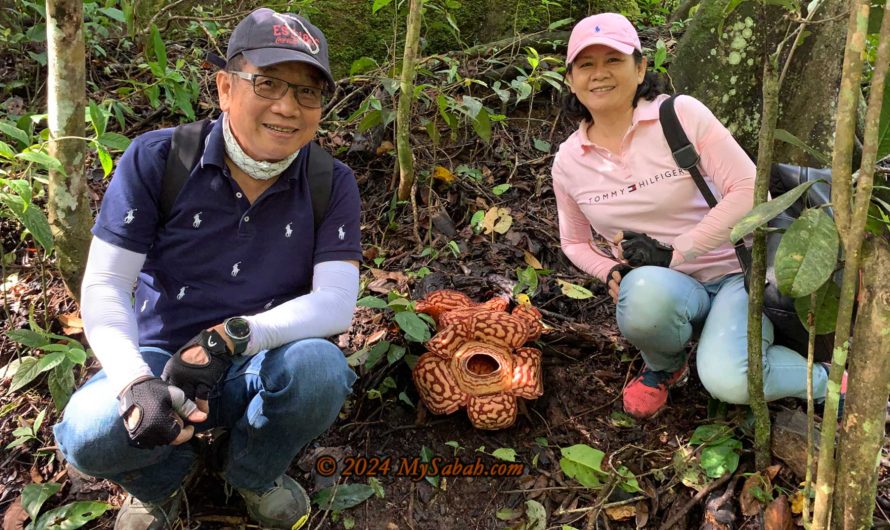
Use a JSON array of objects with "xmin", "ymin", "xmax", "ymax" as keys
[
  {"xmin": 608, "ymin": 263, "xmax": 633, "ymax": 283},
  {"xmin": 162, "ymin": 329, "xmax": 232, "ymax": 401},
  {"xmin": 119, "ymin": 377, "xmax": 185, "ymax": 449},
  {"xmin": 620, "ymin": 231, "xmax": 673, "ymax": 268}
]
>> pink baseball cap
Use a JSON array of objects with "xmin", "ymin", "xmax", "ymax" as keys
[{"xmin": 566, "ymin": 13, "xmax": 642, "ymax": 63}]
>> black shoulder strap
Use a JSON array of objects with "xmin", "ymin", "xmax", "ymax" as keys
[
  {"xmin": 306, "ymin": 141, "xmax": 334, "ymax": 230},
  {"xmin": 659, "ymin": 96, "xmax": 719, "ymax": 207},
  {"xmin": 659, "ymin": 95, "xmax": 752, "ymax": 270},
  {"xmin": 161, "ymin": 119, "xmax": 210, "ymax": 221}
]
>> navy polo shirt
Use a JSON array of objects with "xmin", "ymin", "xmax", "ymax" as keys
[{"xmin": 93, "ymin": 117, "xmax": 363, "ymax": 352}]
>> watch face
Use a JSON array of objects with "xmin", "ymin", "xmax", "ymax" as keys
[{"xmin": 226, "ymin": 318, "xmax": 250, "ymax": 340}]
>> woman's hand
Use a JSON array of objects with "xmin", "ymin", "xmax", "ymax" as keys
[{"xmin": 608, "ymin": 263, "xmax": 632, "ymax": 304}]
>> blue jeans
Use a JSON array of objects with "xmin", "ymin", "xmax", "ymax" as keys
[
  {"xmin": 616, "ymin": 266, "xmax": 827, "ymax": 404},
  {"xmin": 53, "ymin": 339, "xmax": 357, "ymax": 502}
]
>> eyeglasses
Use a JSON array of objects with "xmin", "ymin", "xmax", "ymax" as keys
[{"xmin": 230, "ymin": 71, "xmax": 325, "ymax": 109}]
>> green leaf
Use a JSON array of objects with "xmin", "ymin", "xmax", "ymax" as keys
[
  {"xmin": 492, "ymin": 448, "xmax": 517, "ymax": 462},
  {"xmin": 517, "ymin": 266, "xmax": 539, "ymax": 292},
  {"xmin": 492, "ymin": 184, "xmax": 511, "ymax": 196},
  {"xmin": 774, "ymin": 129, "xmax": 831, "ymax": 166},
  {"xmin": 533, "ymin": 138, "xmax": 551, "ymax": 153},
  {"xmin": 471, "ymin": 108, "xmax": 491, "ymax": 144},
  {"xmin": 461, "ymin": 96, "xmax": 483, "ymax": 119},
  {"xmin": 365, "ymin": 340, "xmax": 390, "ymax": 370},
  {"xmin": 0, "ymin": 140, "xmax": 15, "ymax": 159},
  {"xmin": 548, "ymin": 17, "xmax": 573, "ymax": 30},
  {"xmin": 65, "ymin": 348, "xmax": 87, "ymax": 365},
  {"xmin": 22, "ymin": 482, "xmax": 62, "ymax": 520},
  {"xmin": 0, "ymin": 191, "xmax": 54, "ymax": 252},
  {"xmin": 774, "ymin": 209, "xmax": 838, "ymax": 298},
  {"xmin": 559, "ymin": 444, "xmax": 606, "ymax": 489},
  {"xmin": 9, "ymin": 355, "xmax": 41, "ymax": 393},
  {"xmin": 524, "ymin": 499, "xmax": 547, "ymax": 530},
  {"xmin": 357, "ymin": 295, "xmax": 387, "ymax": 309},
  {"xmin": 49, "ymin": 361, "xmax": 75, "ymax": 411},
  {"xmin": 0, "ymin": 120, "xmax": 30, "ymax": 146},
  {"xmin": 149, "ymin": 24, "xmax": 166, "ymax": 70},
  {"xmin": 877, "ymin": 70, "xmax": 890, "ymax": 160},
  {"xmin": 699, "ymin": 438, "xmax": 741, "ymax": 478},
  {"xmin": 96, "ymin": 144, "xmax": 113, "ymax": 177},
  {"xmin": 358, "ymin": 109, "xmax": 383, "ymax": 132},
  {"xmin": 99, "ymin": 7, "xmax": 127, "ymax": 22},
  {"xmin": 386, "ymin": 344, "xmax": 406, "ymax": 365},
  {"xmin": 556, "ymin": 279, "xmax": 593, "ymax": 300},
  {"xmin": 689, "ymin": 424, "xmax": 733, "ymax": 446},
  {"xmin": 35, "ymin": 351, "xmax": 66, "ymax": 374},
  {"xmin": 371, "ymin": 0, "xmax": 394, "ymax": 13},
  {"xmin": 31, "ymin": 500, "xmax": 110, "ymax": 530},
  {"xmin": 88, "ymin": 101, "xmax": 106, "ymax": 137},
  {"xmin": 312, "ymin": 483, "xmax": 375, "ymax": 511},
  {"xmin": 16, "ymin": 150, "xmax": 64, "ymax": 174},
  {"xmin": 97, "ymin": 132, "xmax": 130, "ymax": 151},
  {"xmin": 349, "ymin": 56, "xmax": 378, "ymax": 76},
  {"xmin": 394, "ymin": 311, "xmax": 431, "ymax": 343},
  {"xmin": 730, "ymin": 180, "xmax": 820, "ymax": 243},
  {"xmin": 6, "ymin": 329, "xmax": 49, "ymax": 348},
  {"xmin": 794, "ymin": 279, "xmax": 840, "ymax": 335}
]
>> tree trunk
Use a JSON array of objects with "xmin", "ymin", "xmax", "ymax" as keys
[
  {"xmin": 670, "ymin": 0, "xmax": 847, "ymax": 161},
  {"xmin": 45, "ymin": 0, "xmax": 90, "ymax": 301},
  {"xmin": 835, "ymin": 237, "xmax": 890, "ymax": 530},
  {"xmin": 396, "ymin": 0, "xmax": 423, "ymax": 201}
]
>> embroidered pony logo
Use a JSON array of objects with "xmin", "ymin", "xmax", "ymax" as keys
[
  {"xmin": 338, "ymin": 225, "xmax": 345, "ymax": 240},
  {"xmin": 285, "ymin": 223, "xmax": 293, "ymax": 238},
  {"xmin": 176, "ymin": 286, "xmax": 187, "ymax": 300},
  {"xmin": 264, "ymin": 299, "xmax": 274, "ymax": 310},
  {"xmin": 124, "ymin": 209, "xmax": 137, "ymax": 224},
  {"xmin": 231, "ymin": 262, "xmax": 241, "ymax": 277},
  {"xmin": 193, "ymin": 212, "xmax": 203, "ymax": 228}
]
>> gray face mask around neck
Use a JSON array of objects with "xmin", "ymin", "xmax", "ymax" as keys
[{"xmin": 221, "ymin": 113, "xmax": 301, "ymax": 181}]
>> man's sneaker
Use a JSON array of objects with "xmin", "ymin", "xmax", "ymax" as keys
[
  {"xmin": 236, "ymin": 474, "xmax": 311, "ymax": 530},
  {"xmin": 114, "ymin": 456, "xmax": 201, "ymax": 530},
  {"xmin": 623, "ymin": 363, "xmax": 689, "ymax": 419},
  {"xmin": 114, "ymin": 489, "xmax": 183, "ymax": 530}
]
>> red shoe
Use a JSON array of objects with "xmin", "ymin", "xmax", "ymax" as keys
[{"xmin": 623, "ymin": 363, "xmax": 689, "ymax": 419}]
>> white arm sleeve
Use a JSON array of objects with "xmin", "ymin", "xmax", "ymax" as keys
[
  {"xmin": 243, "ymin": 261, "xmax": 359, "ymax": 355},
  {"xmin": 81, "ymin": 237, "xmax": 153, "ymax": 395}
]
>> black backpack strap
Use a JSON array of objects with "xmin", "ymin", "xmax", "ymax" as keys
[
  {"xmin": 161, "ymin": 119, "xmax": 210, "ymax": 221},
  {"xmin": 306, "ymin": 141, "xmax": 334, "ymax": 231},
  {"xmin": 659, "ymin": 95, "xmax": 751, "ymax": 270}
]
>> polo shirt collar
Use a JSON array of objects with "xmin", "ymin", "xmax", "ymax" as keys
[
  {"xmin": 574, "ymin": 95, "xmax": 666, "ymax": 155},
  {"xmin": 198, "ymin": 116, "xmax": 306, "ymax": 183}
]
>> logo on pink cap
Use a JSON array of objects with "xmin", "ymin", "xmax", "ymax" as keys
[{"xmin": 566, "ymin": 13, "xmax": 642, "ymax": 64}]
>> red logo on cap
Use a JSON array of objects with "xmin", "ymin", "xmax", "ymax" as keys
[{"xmin": 272, "ymin": 25, "xmax": 319, "ymax": 48}]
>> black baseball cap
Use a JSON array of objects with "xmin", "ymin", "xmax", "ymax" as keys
[{"xmin": 226, "ymin": 8, "xmax": 334, "ymax": 88}]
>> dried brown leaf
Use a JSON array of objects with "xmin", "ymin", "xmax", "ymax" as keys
[
  {"xmin": 764, "ymin": 495, "xmax": 793, "ymax": 530},
  {"xmin": 2, "ymin": 497, "xmax": 27, "ymax": 530}
]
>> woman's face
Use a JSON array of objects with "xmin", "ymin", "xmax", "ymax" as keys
[{"xmin": 567, "ymin": 44, "xmax": 646, "ymax": 117}]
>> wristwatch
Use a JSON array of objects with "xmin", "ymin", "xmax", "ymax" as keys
[{"xmin": 223, "ymin": 317, "xmax": 251, "ymax": 355}]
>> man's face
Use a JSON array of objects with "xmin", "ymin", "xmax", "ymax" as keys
[{"xmin": 217, "ymin": 59, "xmax": 324, "ymax": 162}]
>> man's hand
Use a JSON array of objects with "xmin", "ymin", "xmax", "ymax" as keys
[
  {"xmin": 118, "ymin": 377, "xmax": 207, "ymax": 449},
  {"xmin": 618, "ymin": 231, "xmax": 673, "ymax": 268},
  {"xmin": 608, "ymin": 263, "xmax": 632, "ymax": 304},
  {"xmin": 162, "ymin": 329, "xmax": 233, "ymax": 414}
]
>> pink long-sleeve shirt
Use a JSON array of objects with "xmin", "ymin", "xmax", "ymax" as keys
[{"xmin": 552, "ymin": 94, "xmax": 755, "ymax": 284}]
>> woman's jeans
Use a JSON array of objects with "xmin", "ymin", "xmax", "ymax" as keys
[
  {"xmin": 616, "ymin": 266, "xmax": 827, "ymax": 404},
  {"xmin": 53, "ymin": 339, "xmax": 357, "ymax": 503}
]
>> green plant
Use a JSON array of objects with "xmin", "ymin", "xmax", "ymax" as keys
[
  {"xmin": 6, "ymin": 316, "xmax": 91, "ymax": 411},
  {"xmin": 131, "ymin": 24, "xmax": 202, "ymax": 120},
  {"xmin": 356, "ymin": 291, "xmax": 434, "ymax": 343},
  {"xmin": 688, "ymin": 423, "xmax": 743, "ymax": 478},
  {"xmin": 558, "ymin": 443, "xmax": 641, "ymax": 493},
  {"xmin": 19, "ymin": 482, "xmax": 110, "ymax": 530},
  {"xmin": 6, "ymin": 407, "xmax": 46, "ymax": 450},
  {"xmin": 513, "ymin": 266, "xmax": 552, "ymax": 298}
]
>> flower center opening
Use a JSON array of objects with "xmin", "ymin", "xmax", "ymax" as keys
[{"xmin": 467, "ymin": 353, "xmax": 500, "ymax": 375}]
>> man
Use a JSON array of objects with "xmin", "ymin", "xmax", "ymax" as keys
[{"xmin": 53, "ymin": 9, "xmax": 361, "ymax": 530}]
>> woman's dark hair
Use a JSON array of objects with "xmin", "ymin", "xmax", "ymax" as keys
[{"xmin": 561, "ymin": 50, "xmax": 667, "ymax": 123}]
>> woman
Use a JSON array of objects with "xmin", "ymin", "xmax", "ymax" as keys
[{"xmin": 552, "ymin": 13, "xmax": 832, "ymax": 419}]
